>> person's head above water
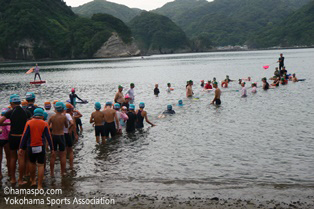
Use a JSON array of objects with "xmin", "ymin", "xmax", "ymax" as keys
[
  {"xmin": 94, "ymin": 102, "xmax": 101, "ymax": 110},
  {"xmin": 177, "ymin": 100, "xmax": 184, "ymax": 106},
  {"xmin": 129, "ymin": 104, "xmax": 135, "ymax": 111},
  {"xmin": 213, "ymin": 77, "xmax": 216, "ymax": 81},
  {"xmin": 65, "ymin": 103, "xmax": 74, "ymax": 112},
  {"xmin": 33, "ymin": 108, "xmax": 44, "ymax": 118},
  {"xmin": 155, "ymin": 83, "xmax": 159, "ymax": 88},
  {"xmin": 114, "ymin": 103, "xmax": 120, "ymax": 110},
  {"xmin": 105, "ymin": 102, "xmax": 112, "ymax": 107},
  {"xmin": 44, "ymin": 101, "xmax": 51, "ymax": 110},
  {"xmin": 226, "ymin": 75, "xmax": 229, "ymax": 78},
  {"xmin": 139, "ymin": 102, "xmax": 145, "ymax": 109},
  {"xmin": 21, "ymin": 100, "xmax": 28, "ymax": 108},
  {"xmin": 55, "ymin": 102, "xmax": 65, "ymax": 112},
  {"xmin": 167, "ymin": 104, "xmax": 172, "ymax": 111},
  {"xmin": 213, "ymin": 82, "xmax": 218, "ymax": 88},
  {"xmin": 25, "ymin": 92, "xmax": 35, "ymax": 102},
  {"xmin": 241, "ymin": 82, "xmax": 246, "ymax": 87},
  {"xmin": 167, "ymin": 83, "xmax": 171, "ymax": 87},
  {"xmin": 118, "ymin": 85, "xmax": 123, "ymax": 92},
  {"xmin": 71, "ymin": 88, "xmax": 75, "ymax": 93},
  {"xmin": 10, "ymin": 94, "xmax": 21, "ymax": 105},
  {"xmin": 125, "ymin": 94, "xmax": 130, "ymax": 101},
  {"xmin": 130, "ymin": 83, "xmax": 135, "ymax": 88}
]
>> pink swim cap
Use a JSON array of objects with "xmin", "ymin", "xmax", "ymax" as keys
[
  {"xmin": 125, "ymin": 94, "xmax": 130, "ymax": 99},
  {"xmin": 71, "ymin": 88, "xmax": 75, "ymax": 93}
]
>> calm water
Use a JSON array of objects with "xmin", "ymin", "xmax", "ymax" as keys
[{"xmin": 0, "ymin": 48, "xmax": 313, "ymax": 200}]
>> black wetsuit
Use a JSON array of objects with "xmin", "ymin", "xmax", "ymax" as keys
[
  {"xmin": 69, "ymin": 93, "xmax": 83, "ymax": 107},
  {"xmin": 4, "ymin": 106, "xmax": 32, "ymax": 150},
  {"xmin": 136, "ymin": 110, "xmax": 144, "ymax": 129},
  {"xmin": 126, "ymin": 111, "xmax": 136, "ymax": 133},
  {"xmin": 278, "ymin": 56, "xmax": 284, "ymax": 70},
  {"xmin": 26, "ymin": 104, "xmax": 38, "ymax": 116},
  {"xmin": 154, "ymin": 88, "xmax": 160, "ymax": 96},
  {"xmin": 121, "ymin": 102, "xmax": 130, "ymax": 111},
  {"xmin": 263, "ymin": 82, "xmax": 270, "ymax": 90},
  {"xmin": 163, "ymin": 110, "xmax": 176, "ymax": 115}
]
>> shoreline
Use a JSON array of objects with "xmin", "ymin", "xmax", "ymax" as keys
[{"xmin": 0, "ymin": 46, "xmax": 313, "ymax": 64}]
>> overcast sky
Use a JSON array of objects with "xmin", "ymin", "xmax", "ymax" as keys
[{"xmin": 63, "ymin": 0, "xmax": 176, "ymax": 10}]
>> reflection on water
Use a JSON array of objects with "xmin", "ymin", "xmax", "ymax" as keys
[{"xmin": 0, "ymin": 48, "xmax": 314, "ymax": 199}]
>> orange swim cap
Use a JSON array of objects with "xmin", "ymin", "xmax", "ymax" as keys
[
  {"xmin": 65, "ymin": 103, "xmax": 74, "ymax": 110},
  {"xmin": 21, "ymin": 100, "xmax": 28, "ymax": 106},
  {"xmin": 53, "ymin": 100, "xmax": 58, "ymax": 104}
]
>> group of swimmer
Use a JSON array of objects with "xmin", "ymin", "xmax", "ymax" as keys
[
  {"xmin": 0, "ymin": 53, "xmax": 300, "ymax": 190},
  {"xmin": 0, "ymin": 92, "xmax": 86, "ymax": 189}
]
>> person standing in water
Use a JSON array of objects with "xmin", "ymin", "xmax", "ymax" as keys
[
  {"xmin": 278, "ymin": 53, "xmax": 285, "ymax": 70},
  {"xmin": 251, "ymin": 83, "xmax": 257, "ymax": 93},
  {"xmin": 126, "ymin": 83, "xmax": 135, "ymax": 104},
  {"xmin": 154, "ymin": 84, "xmax": 160, "ymax": 96},
  {"xmin": 210, "ymin": 82, "xmax": 221, "ymax": 105},
  {"xmin": 186, "ymin": 80, "xmax": 193, "ymax": 97},
  {"xmin": 19, "ymin": 108, "xmax": 54, "ymax": 189},
  {"xmin": 0, "ymin": 94, "xmax": 32, "ymax": 185},
  {"xmin": 241, "ymin": 82, "xmax": 247, "ymax": 97},
  {"xmin": 200, "ymin": 80, "xmax": 205, "ymax": 88},
  {"xmin": 48, "ymin": 102, "xmax": 68, "ymax": 177},
  {"xmin": 69, "ymin": 88, "xmax": 84, "ymax": 108},
  {"xmin": 34, "ymin": 64, "xmax": 42, "ymax": 81},
  {"xmin": 262, "ymin": 78, "xmax": 270, "ymax": 90},
  {"xmin": 136, "ymin": 102, "xmax": 156, "ymax": 128},
  {"xmin": 291, "ymin": 73, "xmax": 298, "ymax": 82},
  {"xmin": 126, "ymin": 104, "xmax": 136, "ymax": 133},
  {"xmin": 90, "ymin": 102, "xmax": 105, "ymax": 144},
  {"xmin": 103, "ymin": 102, "xmax": 119, "ymax": 141},
  {"xmin": 114, "ymin": 85, "xmax": 125, "ymax": 106}
]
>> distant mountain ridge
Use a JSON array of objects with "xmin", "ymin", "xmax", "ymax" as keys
[
  {"xmin": 248, "ymin": 0, "xmax": 314, "ymax": 48},
  {"xmin": 72, "ymin": 0, "xmax": 142, "ymax": 22},
  {"xmin": 128, "ymin": 12, "xmax": 190, "ymax": 54},
  {"xmin": 154, "ymin": 0, "xmax": 312, "ymax": 46}
]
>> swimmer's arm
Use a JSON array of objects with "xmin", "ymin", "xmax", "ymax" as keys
[
  {"xmin": 74, "ymin": 111, "xmax": 82, "ymax": 119},
  {"xmin": 114, "ymin": 112, "xmax": 120, "ymax": 129},
  {"xmin": 114, "ymin": 93, "xmax": 119, "ymax": 103},
  {"xmin": 76, "ymin": 94, "xmax": 84, "ymax": 102},
  {"xmin": 90, "ymin": 114, "xmax": 94, "ymax": 124},
  {"xmin": 211, "ymin": 90, "xmax": 218, "ymax": 104},
  {"xmin": 144, "ymin": 113, "xmax": 155, "ymax": 126},
  {"xmin": 0, "ymin": 116, "xmax": 9, "ymax": 126}
]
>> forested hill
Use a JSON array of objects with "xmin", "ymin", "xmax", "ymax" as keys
[
  {"xmin": 128, "ymin": 12, "xmax": 190, "ymax": 54},
  {"xmin": 72, "ymin": 0, "xmax": 142, "ymax": 23},
  {"xmin": 153, "ymin": 0, "xmax": 312, "ymax": 46},
  {"xmin": 0, "ymin": 0, "xmax": 132, "ymax": 60},
  {"xmin": 248, "ymin": 0, "xmax": 314, "ymax": 48}
]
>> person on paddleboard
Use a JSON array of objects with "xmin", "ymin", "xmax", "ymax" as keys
[
  {"xmin": 69, "ymin": 88, "xmax": 84, "ymax": 108},
  {"xmin": 277, "ymin": 53, "xmax": 284, "ymax": 71},
  {"xmin": 34, "ymin": 64, "xmax": 42, "ymax": 81}
]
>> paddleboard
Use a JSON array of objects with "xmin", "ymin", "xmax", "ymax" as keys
[
  {"xmin": 66, "ymin": 99, "xmax": 88, "ymax": 104},
  {"xmin": 30, "ymin": 80, "xmax": 46, "ymax": 84},
  {"xmin": 26, "ymin": 68, "xmax": 34, "ymax": 74}
]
